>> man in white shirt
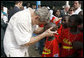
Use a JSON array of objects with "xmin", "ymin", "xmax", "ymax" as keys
[
  {"xmin": 3, "ymin": 7, "xmax": 57, "ymax": 57},
  {"xmin": 73, "ymin": 1, "xmax": 82, "ymax": 14}
]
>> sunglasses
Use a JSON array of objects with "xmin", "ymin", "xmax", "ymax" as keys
[{"xmin": 69, "ymin": 10, "xmax": 73, "ymax": 11}]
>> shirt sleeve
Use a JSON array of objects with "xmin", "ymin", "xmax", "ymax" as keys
[{"xmin": 13, "ymin": 22, "xmax": 32, "ymax": 46}]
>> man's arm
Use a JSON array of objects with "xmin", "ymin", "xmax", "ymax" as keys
[
  {"xmin": 24, "ymin": 27, "xmax": 57, "ymax": 46},
  {"xmin": 34, "ymin": 27, "xmax": 44, "ymax": 34},
  {"xmin": 24, "ymin": 32, "xmax": 46, "ymax": 46}
]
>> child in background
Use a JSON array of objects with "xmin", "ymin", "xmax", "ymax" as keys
[
  {"xmin": 75, "ymin": 11, "xmax": 83, "ymax": 57},
  {"xmin": 59, "ymin": 15, "xmax": 83, "ymax": 57}
]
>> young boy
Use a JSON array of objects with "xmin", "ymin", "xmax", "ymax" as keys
[
  {"xmin": 59, "ymin": 15, "xmax": 83, "ymax": 57},
  {"xmin": 42, "ymin": 23, "xmax": 59, "ymax": 57},
  {"xmin": 75, "ymin": 13, "xmax": 83, "ymax": 57},
  {"xmin": 42, "ymin": 15, "xmax": 70, "ymax": 57}
]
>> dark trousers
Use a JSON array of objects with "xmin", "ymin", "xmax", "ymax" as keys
[
  {"xmin": 1, "ymin": 28, "xmax": 7, "ymax": 57},
  {"xmin": 1, "ymin": 47, "xmax": 7, "ymax": 57}
]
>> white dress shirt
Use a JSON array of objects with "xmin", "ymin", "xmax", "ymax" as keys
[{"xmin": 74, "ymin": 7, "xmax": 82, "ymax": 14}]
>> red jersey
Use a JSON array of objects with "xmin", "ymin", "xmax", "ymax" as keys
[
  {"xmin": 54, "ymin": 24, "xmax": 62, "ymax": 42},
  {"xmin": 42, "ymin": 16, "xmax": 63, "ymax": 57},
  {"xmin": 42, "ymin": 37, "xmax": 59, "ymax": 57},
  {"xmin": 77, "ymin": 32, "xmax": 83, "ymax": 57},
  {"xmin": 51, "ymin": 16, "xmax": 62, "ymax": 42},
  {"xmin": 42, "ymin": 22, "xmax": 62, "ymax": 57},
  {"xmin": 60, "ymin": 28, "xmax": 83, "ymax": 57}
]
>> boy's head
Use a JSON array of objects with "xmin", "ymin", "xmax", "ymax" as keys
[
  {"xmin": 44, "ymin": 23, "xmax": 58, "ymax": 41},
  {"xmin": 68, "ymin": 15, "xmax": 82, "ymax": 28},
  {"xmin": 62, "ymin": 15, "xmax": 70, "ymax": 28},
  {"xmin": 44, "ymin": 23, "xmax": 58, "ymax": 31}
]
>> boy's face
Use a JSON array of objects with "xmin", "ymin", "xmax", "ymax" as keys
[
  {"xmin": 68, "ymin": 19, "xmax": 77, "ymax": 28},
  {"xmin": 62, "ymin": 16, "xmax": 69, "ymax": 28}
]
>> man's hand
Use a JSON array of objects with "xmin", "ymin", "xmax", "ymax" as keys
[{"xmin": 43, "ymin": 27, "xmax": 58, "ymax": 37}]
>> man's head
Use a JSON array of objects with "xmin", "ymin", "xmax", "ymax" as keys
[
  {"xmin": 15, "ymin": 1, "xmax": 23, "ymax": 8},
  {"xmin": 62, "ymin": 15, "xmax": 70, "ymax": 28},
  {"xmin": 64, "ymin": 5, "xmax": 70, "ymax": 12},
  {"xmin": 73, "ymin": 1, "xmax": 81, "ymax": 9},
  {"xmin": 34, "ymin": 7, "xmax": 50, "ymax": 25},
  {"xmin": 68, "ymin": 15, "xmax": 82, "ymax": 28}
]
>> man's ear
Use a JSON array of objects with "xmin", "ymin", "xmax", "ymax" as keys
[
  {"xmin": 18, "ymin": 3, "xmax": 20, "ymax": 5},
  {"xmin": 35, "ymin": 16, "xmax": 40, "ymax": 20}
]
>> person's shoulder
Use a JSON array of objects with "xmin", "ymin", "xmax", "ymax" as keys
[
  {"xmin": 28, "ymin": 7, "xmax": 33, "ymax": 11},
  {"xmin": 76, "ymin": 7, "xmax": 82, "ymax": 11},
  {"xmin": 60, "ymin": 10, "xmax": 64, "ymax": 12},
  {"xmin": 28, "ymin": 7, "xmax": 35, "ymax": 13},
  {"xmin": 14, "ymin": 6, "xmax": 20, "ymax": 11},
  {"xmin": 62, "ymin": 27, "xmax": 69, "ymax": 32},
  {"xmin": 28, "ymin": 7, "xmax": 32, "ymax": 9},
  {"xmin": 14, "ymin": 6, "xmax": 19, "ymax": 9}
]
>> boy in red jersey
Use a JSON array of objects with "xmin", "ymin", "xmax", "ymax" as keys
[
  {"xmin": 42, "ymin": 15, "xmax": 70, "ymax": 57},
  {"xmin": 73, "ymin": 14, "xmax": 83, "ymax": 57},
  {"xmin": 59, "ymin": 15, "xmax": 83, "ymax": 57},
  {"xmin": 42, "ymin": 23, "xmax": 59, "ymax": 57}
]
